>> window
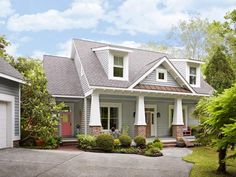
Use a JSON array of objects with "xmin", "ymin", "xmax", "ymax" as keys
[
  {"xmin": 189, "ymin": 67, "xmax": 196, "ymax": 85},
  {"xmin": 100, "ymin": 105, "xmax": 120, "ymax": 130},
  {"xmin": 113, "ymin": 56, "xmax": 124, "ymax": 77},
  {"xmin": 156, "ymin": 69, "xmax": 167, "ymax": 82}
]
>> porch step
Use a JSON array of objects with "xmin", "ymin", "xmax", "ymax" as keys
[
  {"xmin": 163, "ymin": 141, "xmax": 177, "ymax": 148},
  {"xmin": 61, "ymin": 138, "xmax": 78, "ymax": 146}
]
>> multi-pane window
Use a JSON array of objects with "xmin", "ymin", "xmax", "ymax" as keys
[
  {"xmin": 101, "ymin": 106, "xmax": 119, "ymax": 130},
  {"xmin": 156, "ymin": 69, "xmax": 167, "ymax": 82},
  {"xmin": 113, "ymin": 56, "xmax": 124, "ymax": 77},
  {"xmin": 189, "ymin": 67, "xmax": 197, "ymax": 85},
  {"xmin": 158, "ymin": 72, "xmax": 165, "ymax": 80}
]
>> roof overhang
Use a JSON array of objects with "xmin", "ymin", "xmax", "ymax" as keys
[
  {"xmin": 92, "ymin": 46, "xmax": 133, "ymax": 53},
  {"xmin": 52, "ymin": 95, "xmax": 84, "ymax": 99},
  {"xmin": 0, "ymin": 72, "xmax": 25, "ymax": 84},
  {"xmin": 170, "ymin": 58, "xmax": 205, "ymax": 64}
]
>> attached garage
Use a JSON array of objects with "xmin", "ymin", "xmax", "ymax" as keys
[{"xmin": 0, "ymin": 58, "xmax": 24, "ymax": 148}]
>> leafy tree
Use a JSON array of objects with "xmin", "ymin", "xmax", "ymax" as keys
[
  {"xmin": 7, "ymin": 57, "xmax": 64, "ymax": 146},
  {"xmin": 194, "ymin": 85, "xmax": 236, "ymax": 173},
  {"xmin": 205, "ymin": 47, "xmax": 235, "ymax": 93},
  {"xmin": 0, "ymin": 35, "xmax": 11, "ymax": 59},
  {"xmin": 168, "ymin": 16, "xmax": 209, "ymax": 60}
]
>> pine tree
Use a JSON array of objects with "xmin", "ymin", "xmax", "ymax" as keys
[{"xmin": 205, "ymin": 47, "xmax": 235, "ymax": 93}]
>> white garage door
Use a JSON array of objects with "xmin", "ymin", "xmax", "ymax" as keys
[{"xmin": 0, "ymin": 101, "xmax": 7, "ymax": 148}]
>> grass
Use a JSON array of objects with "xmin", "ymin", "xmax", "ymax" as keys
[{"xmin": 183, "ymin": 146, "xmax": 236, "ymax": 177}]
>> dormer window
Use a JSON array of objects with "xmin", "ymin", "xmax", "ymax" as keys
[
  {"xmin": 189, "ymin": 67, "xmax": 196, "ymax": 85},
  {"xmin": 156, "ymin": 69, "xmax": 167, "ymax": 82},
  {"xmin": 113, "ymin": 56, "xmax": 124, "ymax": 78}
]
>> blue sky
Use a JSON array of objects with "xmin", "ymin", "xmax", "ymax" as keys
[{"xmin": 0, "ymin": 0, "xmax": 235, "ymax": 59}]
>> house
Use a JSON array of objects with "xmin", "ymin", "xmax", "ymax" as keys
[
  {"xmin": 43, "ymin": 39, "xmax": 213, "ymax": 139},
  {"xmin": 0, "ymin": 58, "xmax": 24, "ymax": 148}
]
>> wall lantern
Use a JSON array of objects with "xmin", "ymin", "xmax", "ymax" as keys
[
  {"xmin": 157, "ymin": 112, "xmax": 161, "ymax": 118},
  {"xmin": 133, "ymin": 112, "xmax": 136, "ymax": 118}
]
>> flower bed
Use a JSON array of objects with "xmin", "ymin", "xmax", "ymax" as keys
[{"xmin": 77, "ymin": 133, "xmax": 163, "ymax": 157}]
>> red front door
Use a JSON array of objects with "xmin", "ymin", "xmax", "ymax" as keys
[{"xmin": 61, "ymin": 112, "xmax": 72, "ymax": 137}]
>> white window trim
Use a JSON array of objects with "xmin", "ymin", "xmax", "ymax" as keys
[
  {"xmin": 156, "ymin": 68, "xmax": 167, "ymax": 82},
  {"xmin": 168, "ymin": 105, "xmax": 188, "ymax": 129},
  {"xmin": 108, "ymin": 53, "xmax": 129, "ymax": 81},
  {"xmin": 100, "ymin": 102, "xmax": 122, "ymax": 131},
  {"xmin": 186, "ymin": 65, "xmax": 200, "ymax": 87}
]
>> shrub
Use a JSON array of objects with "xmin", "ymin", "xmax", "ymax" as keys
[
  {"xmin": 114, "ymin": 139, "xmax": 120, "ymax": 148},
  {"xmin": 119, "ymin": 135, "xmax": 132, "ymax": 147},
  {"xmin": 96, "ymin": 134, "xmax": 114, "ymax": 152},
  {"xmin": 113, "ymin": 147, "xmax": 140, "ymax": 154},
  {"xmin": 144, "ymin": 147, "xmax": 162, "ymax": 157},
  {"xmin": 153, "ymin": 137, "xmax": 161, "ymax": 143},
  {"xmin": 134, "ymin": 136, "xmax": 146, "ymax": 148},
  {"xmin": 77, "ymin": 134, "xmax": 96, "ymax": 150},
  {"xmin": 152, "ymin": 142, "xmax": 163, "ymax": 150}
]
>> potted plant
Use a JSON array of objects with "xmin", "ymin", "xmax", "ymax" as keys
[{"xmin": 176, "ymin": 138, "xmax": 185, "ymax": 147}]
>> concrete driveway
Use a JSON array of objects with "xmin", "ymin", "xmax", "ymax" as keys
[{"xmin": 0, "ymin": 148, "xmax": 192, "ymax": 177}]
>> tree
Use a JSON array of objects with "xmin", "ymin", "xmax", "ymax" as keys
[
  {"xmin": 195, "ymin": 84, "xmax": 236, "ymax": 173},
  {"xmin": 7, "ymin": 57, "xmax": 64, "ymax": 147},
  {"xmin": 205, "ymin": 47, "xmax": 235, "ymax": 93},
  {"xmin": 168, "ymin": 17, "xmax": 209, "ymax": 60},
  {"xmin": 0, "ymin": 35, "xmax": 11, "ymax": 59}
]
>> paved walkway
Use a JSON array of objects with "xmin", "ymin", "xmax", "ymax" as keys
[{"xmin": 0, "ymin": 148, "xmax": 192, "ymax": 177}]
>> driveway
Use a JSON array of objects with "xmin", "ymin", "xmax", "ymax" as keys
[{"xmin": 0, "ymin": 148, "xmax": 192, "ymax": 177}]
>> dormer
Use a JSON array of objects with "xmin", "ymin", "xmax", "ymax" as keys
[
  {"xmin": 92, "ymin": 46, "xmax": 132, "ymax": 81},
  {"xmin": 170, "ymin": 58, "xmax": 204, "ymax": 88}
]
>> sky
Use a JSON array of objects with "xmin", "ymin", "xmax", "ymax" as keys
[{"xmin": 0, "ymin": 0, "xmax": 235, "ymax": 59}]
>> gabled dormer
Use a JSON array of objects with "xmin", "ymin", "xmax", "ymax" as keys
[
  {"xmin": 170, "ymin": 59, "xmax": 204, "ymax": 88},
  {"xmin": 92, "ymin": 46, "xmax": 132, "ymax": 81}
]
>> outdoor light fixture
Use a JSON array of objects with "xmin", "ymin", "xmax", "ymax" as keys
[
  {"xmin": 157, "ymin": 112, "xmax": 161, "ymax": 118},
  {"xmin": 133, "ymin": 112, "xmax": 135, "ymax": 118}
]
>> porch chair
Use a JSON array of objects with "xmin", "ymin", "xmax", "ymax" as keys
[{"xmin": 183, "ymin": 126, "xmax": 192, "ymax": 136}]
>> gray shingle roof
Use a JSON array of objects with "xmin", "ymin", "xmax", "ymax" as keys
[
  {"xmin": 0, "ymin": 57, "xmax": 24, "ymax": 81},
  {"xmin": 74, "ymin": 39, "xmax": 168, "ymax": 88},
  {"xmin": 43, "ymin": 55, "xmax": 84, "ymax": 97}
]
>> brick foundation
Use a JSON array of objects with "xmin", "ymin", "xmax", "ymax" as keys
[
  {"xmin": 135, "ymin": 125, "xmax": 146, "ymax": 137},
  {"xmin": 89, "ymin": 126, "xmax": 102, "ymax": 136},
  {"xmin": 172, "ymin": 125, "xmax": 184, "ymax": 139},
  {"xmin": 13, "ymin": 140, "xmax": 20, "ymax": 147}
]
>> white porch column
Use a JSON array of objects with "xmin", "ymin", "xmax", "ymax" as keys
[
  {"xmin": 134, "ymin": 95, "xmax": 146, "ymax": 125},
  {"xmin": 172, "ymin": 98, "xmax": 184, "ymax": 125},
  {"xmin": 89, "ymin": 93, "xmax": 101, "ymax": 126}
]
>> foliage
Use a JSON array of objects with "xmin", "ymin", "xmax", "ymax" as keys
[
  {"xmin": 205, "ymin": 47, "xmax": 235, "ymax": 93},
  {"xmin": 190, "ymin": 125, "xmax": 203, "ymax": 136},
  {"xmin": 77, "ymin": 134, "xmax": 96, "ymax": 150},
  {"xmin": 146, "ymin": 142, "xmax": 163, "ymax": 150},
  {"xmin": 168, "ymin": 16, "xmax": 209, "ymax": 60},
  {"xmin": 113, "ymin": 147, "xmax": 140, "ymax": 154},
  {"xmin": 121, "ymin": 125, "xmax": 129, "ymax": 135},
  {"xmin": 7, "ymin": 57, "xmax": 65, "ymax": 145},
  {"xmin": 0, "ymin": 35, "xmax": 11, "ymax": 59},
  {"xmin": 144, "ymin": 147, "xmax": 162, "ymax": 157},
  {"xmin": 194, "ymin": 83, "xmax": 236, "ymax": 173},
  {"xmin": 134, "ymin": 136, "xmax": 146, "ymax": 148},
  {"xmin": 96, "ymin": 134, "xmax": 114, "ymax": 152},
  {"xmin": 118, "ymin": 134, "xmax": 132, "ymax": 148},
  {"xmin": 113, "ymin": 139, "xmax": 121, "ymax": 148},
  {"xmin": 153, "ymin": 137, "xmax": 161, "ymax": 143},
  {"xmin": 183, "ymin": 147, "xmax": 236, "ymax": 177}
]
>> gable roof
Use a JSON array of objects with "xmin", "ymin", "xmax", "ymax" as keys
[
  {"xmin": 0, "ymin": 57, "xmax": 24, "ymax": 83},
  {"xmin": 43, "ymin": 55, "xmax": 84, "ymax": 97}
]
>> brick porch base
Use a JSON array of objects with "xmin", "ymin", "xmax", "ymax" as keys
[
  {"xmin": 135, "ymin": 125, "xmax": 146, "ymax": 137},
  {"xmin": 89, "ymin": 126, "xmax": 102, "ymax": 136},
  {"xmin": 172, "ymin": 125, "xmax": 184, "ymax": 139}
]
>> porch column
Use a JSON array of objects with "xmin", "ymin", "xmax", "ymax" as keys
[
  {"xmin": 134, "ymin": 95, "xmax": 147, "ymax": 137},
  {"xmin": 172, "ymin": 98, "xmax": 184, "ymax": 139},
  {"xmin": 89, "ymin": 93, "xmax": 102, "ymax": 135}
]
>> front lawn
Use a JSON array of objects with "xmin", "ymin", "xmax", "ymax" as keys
[{"xmin": 183, "ymin": 147, "xmax": 236, "ymax": 177}]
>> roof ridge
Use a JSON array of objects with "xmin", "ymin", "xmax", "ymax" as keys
[
  {"xmin": 73, "ymin": 38, "xmax": 169, "ymax": 55},
  {"xmin": 43, "ymin": 54, "xmax": 72, "ymax": 59}
]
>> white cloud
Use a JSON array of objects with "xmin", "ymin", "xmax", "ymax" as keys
[
  {"xmin": 56, "ymin": 40, "xmax": 72, "ymax": 57},
  {"xmin": 5, "ymin": 42, "xmax": 19, "ymax": 57},
  {"xmin": 0, "ymin": 0, "xmax": 13, "ymax": 17},
  {"xmin": 7, "ymin": 0, "xmax": 105, "ymax": 31},
  {"xmin": 105, "ymin": 0, "xmax": 235, "ymax": 35}
]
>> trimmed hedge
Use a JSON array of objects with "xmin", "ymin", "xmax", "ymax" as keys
[
  {"xmin": 119, "ymin": 135, "xmax": 132, "ymax": 147},
  {"xmin": 96, "ymin": 134, "xmax": 114, "ymax": 152},
  {"xmin": 77, "ymin": 134, "xmax": 96, "ymax": 150},
  {"xmin": 134, "ymin": 135, "xmax": 146, "ymax": 148}
]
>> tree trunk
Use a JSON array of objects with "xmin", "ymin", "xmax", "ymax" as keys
[{"xmin": 217, "ymin": 148, "xmax": 227, "ymax": 173}]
